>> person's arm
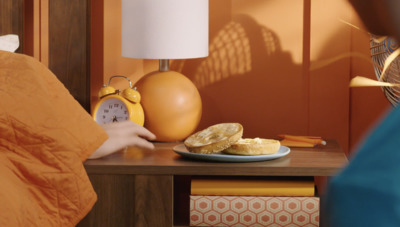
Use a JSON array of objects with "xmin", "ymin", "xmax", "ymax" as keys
[{"xmin": 89, "ymin": 121, "xmax": 156, "ymax": 159}]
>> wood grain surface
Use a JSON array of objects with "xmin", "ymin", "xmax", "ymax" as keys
[
  {"xmin": 0, "ymin": 0, "xmax": 23, "ymax": 52},
  {"xmin": 84, "ymin": 140, "xmax": 348, "ymax": 176},
  {"xmin": 78, "ymin": 174, "xmax": 173, "ymax": 227},
  {"xmin": 48, "ymin": 0, "xmax": 91, "ymax": 111}
]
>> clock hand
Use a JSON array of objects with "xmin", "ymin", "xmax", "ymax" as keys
[{"xmin": 112, "ymin": 116, "xmax": 126, "ymax": 123}]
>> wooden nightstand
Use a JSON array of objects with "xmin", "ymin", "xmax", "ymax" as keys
[{"xmin": 78, "ymin": 140, "xmax": 347, "ymax": 227}]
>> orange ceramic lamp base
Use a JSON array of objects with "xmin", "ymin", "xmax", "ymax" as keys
[{"xmin": 135, "ymin": 70, "xmax": 202, "ymax": 142}]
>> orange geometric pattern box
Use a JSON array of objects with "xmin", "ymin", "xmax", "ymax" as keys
[{"xmin": 190, "ymin": 196, "xmax": 319, "ymax": 226}]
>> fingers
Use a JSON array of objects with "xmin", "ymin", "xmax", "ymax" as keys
[
  {"xmin": 101, "ymin": 120, "xmax": 156, "ymax": 140},
  {"xmin": 123, "ymin": 121, "xmax": 156, "ymax": 140},
  {"xmin": 135, "ymin": 126, "xmax": 156, "ymax": 141},
  {"xmin": 99, "ymin": 120, "xmax": 156, "ymax": 150},
  {"xmin": 128, "ymin": 137, "xmax": 155, "ymax": 150}
]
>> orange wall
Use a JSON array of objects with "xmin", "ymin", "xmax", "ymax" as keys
[
  {"xmin": 309, "ymin": 0, "xmax": 353, "ymax": 155},
  {"xmin": 23, "ymin": 0, "xmax": 390, "ymax": 154},
  {"xmin": 348, "ymin": 17, "xmax": 391, "ymax": 152},
  {"xmin": 96, "ymin": 0, "xmax": 390, "ymax": 155}
]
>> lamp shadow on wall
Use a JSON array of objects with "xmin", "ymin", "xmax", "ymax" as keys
[{"xmin": 171, "ymin": 14, "xmax": 305, "ymax": 138}]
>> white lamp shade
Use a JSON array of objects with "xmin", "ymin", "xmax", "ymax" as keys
[{"xmin": 121, "ymin": 0, "xmax": 209, "ymax": 59}]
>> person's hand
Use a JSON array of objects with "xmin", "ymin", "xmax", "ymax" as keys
[{"xmin": 89, "ymin": 121, "xmax": 156, "ymax": 159}]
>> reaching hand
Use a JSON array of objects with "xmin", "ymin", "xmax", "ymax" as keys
[{"xmin": 89, "ymin": 121, "xmax": 156, "ymax": 159}]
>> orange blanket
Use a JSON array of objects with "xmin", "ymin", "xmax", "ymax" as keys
[{"xmin": 0, "ymin": 51, "xmax": 108, "ymax": 226}]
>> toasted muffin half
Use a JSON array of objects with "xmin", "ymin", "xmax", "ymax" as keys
[
  {"xmin": 184, "ymin": 123, "xmax": 243, "ymax": 154},
  {"xmin": 223, "ymin": 138, "xmax": 280, "ymax": 155}
]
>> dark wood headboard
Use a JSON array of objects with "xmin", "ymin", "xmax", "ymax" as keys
[
  {"xmin": 0, "ymin": 0, "xmax": 92, "ymax": 112},
  {"xmin": 48, "ymin": 0, "xmax": 91, "ymax": 111},
  {"xmin": 0, "ymin": 0, "xmax": 24, "ymax": 53}
]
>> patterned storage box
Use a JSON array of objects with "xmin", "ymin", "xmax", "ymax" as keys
[{"xmin": 190, "ymin": 196, "xmax": 319, "ymax": 227}]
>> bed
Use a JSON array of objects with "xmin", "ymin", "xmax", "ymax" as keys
[{"xmin": 0, "ymin": 1, "xmax": 107, "ymax": 226}]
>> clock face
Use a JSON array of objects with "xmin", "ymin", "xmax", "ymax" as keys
[{"xmin": 95, "ymin": 98, "xmax": 129, "ymax": 124}]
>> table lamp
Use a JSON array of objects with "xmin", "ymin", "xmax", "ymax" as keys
[{"xmin": 121, "ymin": 0, "xmax": 209, "ymax": 141}]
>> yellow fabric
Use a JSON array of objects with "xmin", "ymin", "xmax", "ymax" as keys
[
  {"xmin": 0, "ymin": 51, "xmax": 108, "ymax": 226},
  {"xmin": 191, "ymin": 178, "xmax": 315, "ymax": 197}
]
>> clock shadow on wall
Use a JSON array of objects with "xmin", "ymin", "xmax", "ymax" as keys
[{"xmin": 171, "ymin": 14, "xmax": 305, "ymax": 139}]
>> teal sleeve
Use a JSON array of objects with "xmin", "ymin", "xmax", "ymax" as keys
[{"xmin": 324, "ymin": 106, "xmax": 400, "ymax": 227}]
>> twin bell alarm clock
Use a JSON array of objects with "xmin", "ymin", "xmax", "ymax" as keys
[{"xmin": 92, "ymin": 75, "xmax": 144, "ymax": 126}]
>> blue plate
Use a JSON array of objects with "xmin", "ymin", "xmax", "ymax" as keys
[{"xmin": 173, "ymin": 144, "xmax": 290, "ymax": 162}]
